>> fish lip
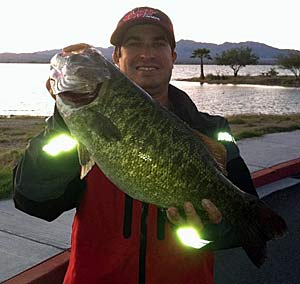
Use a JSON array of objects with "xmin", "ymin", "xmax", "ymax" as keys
[{"xmin": 58, "ymin": 83, "xmax": 101, "ymax": 108}]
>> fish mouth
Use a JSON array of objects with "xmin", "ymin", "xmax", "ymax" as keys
[{"xmin": 58, "ymin": 83, "xmax": 102, "ymax": 108}]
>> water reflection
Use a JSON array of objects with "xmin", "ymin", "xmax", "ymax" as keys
[
  {"xmin": 172, "ymin": 65, "xmax": 294, "ymax": 79},
  {"xmin": 0, "ymin": 63, "xmax": 299, "ymax": 116},
  {"xmin": 171, "ymin": 81, "xmax": 300, "ymax": 116}
]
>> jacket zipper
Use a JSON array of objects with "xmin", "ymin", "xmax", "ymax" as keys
[
  {"xmin": 157, "ymin": 207, "xmax": 165, "ymax": 240},
  {"xmin": 139, "ymin": 202, "xmax": 149, "ymax": 284},
  {"xmin": 123, "ymin": 194, "xmax": 133, "ymax": 238},
  {"xmin": 124, "ymin": 199, "xmax": 165, "ymax": 283}
]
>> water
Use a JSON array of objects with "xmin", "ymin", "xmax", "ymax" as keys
[
  {"xmin": 175, "ymin": 81, "xmax": 300, "ymax": 116},
  {"xmin": 0, "ymin": 63, "xmax": 299, "ymax": 117},
  {"xmin": 1, "ymin": 63, "xmax": 54, "ymax": 116},
  {"xmin": 172, "ymin": 65, "xmax": 294, "ymax": 79}
]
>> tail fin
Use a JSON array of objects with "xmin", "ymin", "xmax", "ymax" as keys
[{"xmin": 236, "ymin": 199, "xmax": 288, "ymax": 267}]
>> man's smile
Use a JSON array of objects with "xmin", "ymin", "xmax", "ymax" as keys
[{"xmin": 136, "ymin": 66, "xmax": 159, "ymax": 71}]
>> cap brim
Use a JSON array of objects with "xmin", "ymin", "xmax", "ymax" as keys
[{"xmin": 110, "ymin": 19, "xmax": 175, "ymax": 48}]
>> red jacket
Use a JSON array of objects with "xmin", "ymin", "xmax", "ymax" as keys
[{"xmin": 64, "ymin": 166, "xmax": 214, "ymax": 284}]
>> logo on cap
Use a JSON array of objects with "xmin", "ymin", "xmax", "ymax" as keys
[{"xmin": 122, "ymin": 8, "xmax": 160, "ymax": 23}]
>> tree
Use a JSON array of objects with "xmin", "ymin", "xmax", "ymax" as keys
[
  {"xmin": 214, "ymin": 47, "xmax": 259, "ymax": 77},
  {"xmin": 191, "ymin": 48, "xmax": 212, "ymax": 79},
  {"xmin": 277, "ymin": 52, "xmax": 300, "ymax": 78},
  {"xmin": 265, "ymin": 67, "xmax": 279, "ymax": 77}
]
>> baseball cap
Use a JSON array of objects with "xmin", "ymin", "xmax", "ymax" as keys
[{"xmin": 110, "ymin": 7, "xmax": 176, "ymax": 49}]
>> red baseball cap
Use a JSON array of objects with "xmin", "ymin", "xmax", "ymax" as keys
[{"xmin": 110, "ymin": 7, "xmax": 176, "ymax": 49}]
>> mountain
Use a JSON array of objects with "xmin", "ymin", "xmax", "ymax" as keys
[
  {"xmin": 0, "ymin": 41, "xmax": 297, "ymax": 64},
  {"xmin": 0, "ymin": 47, "xmax": 115, "ymax": 64},
  {"xmin": 175, "ymin": 40, "xmax": 297, "ymax": 64}
]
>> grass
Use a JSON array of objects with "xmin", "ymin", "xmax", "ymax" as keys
[
  {"xmin": 0, "ymin": 168, "xmax": 13, "ymax": 199},
  {"xmin": 0, "ymin": 114, "xmax": 300, "ymax": 200},
  {"xmin": 0, "ymin": 116, "xmax": 45, "ymax": 199},
  {"xmin": 227, "ymin": 114, "xmax": 300, "ymax": 140}
]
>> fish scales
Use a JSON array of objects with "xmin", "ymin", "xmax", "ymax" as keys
[
  {"xmin": 51, "ymin": 43, "xmax": 287, "ymax": 268},
  {"xmin": 62, "ymin": 77, "xmax": 232, "ymax": 211}
]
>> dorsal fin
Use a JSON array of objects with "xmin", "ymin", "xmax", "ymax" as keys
[
  {"xmin": 194, "ymin": 130, "xmax": 227, "ymax": 176},
  {"xmin": 62, "ymin": 43, "xmax": 92, "ymax": 55}
]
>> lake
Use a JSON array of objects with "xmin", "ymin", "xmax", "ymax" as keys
[{"xmin": 0, "ymin": 63, "xmax": 299, "ymax": 117}]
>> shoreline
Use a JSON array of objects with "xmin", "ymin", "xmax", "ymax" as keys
[{"xmin": 176, "ymin": 75, "xmax": 300, "ymax": 88}]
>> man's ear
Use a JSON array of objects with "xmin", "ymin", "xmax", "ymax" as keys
[
  {"xmin": 112, "ymin": 47, "xmax": 120, "ymax": 65},
  {"xmin": 172, "ymin": 51, "xmax": 177, "ymax": 63}
]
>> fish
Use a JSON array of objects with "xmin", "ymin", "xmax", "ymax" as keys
[{"xmin": 49, "ymin": 43, "xmax": 287, "ymax": 267}]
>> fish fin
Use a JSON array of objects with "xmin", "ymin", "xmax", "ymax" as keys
[
  {"xmin": 63, "ymin": 43, "xmax": 92, "ymax": 55},
  {"xmin": 80, "ymin": 160, "xmax": 95, "ymax": 179},
  {"xmin": 235, "ymin": 197, "xmax": 288, "ymax": 267},
  {"xmin": 77, "ymin": 143, "xmax": 95, "ymax": 179},
  {"xmin": 194, "ymin": 130, "xmax": 227, "ymax": 176},
  {"xmin": 89, "ymin": 110, "xmax": 122, "ymax": 142}
]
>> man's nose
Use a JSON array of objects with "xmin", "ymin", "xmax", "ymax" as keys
[{"xmin": 139, "ymin": 44, "xmax": 155, "ymax": 59}]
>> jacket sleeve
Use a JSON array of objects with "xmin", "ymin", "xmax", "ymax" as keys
[
  {"xmin": 194, "ymin": 111, "xmax": 257, "ymax": 196},
  {"xmin": 13, "ymin": 107, "xmax": 86, "ymax": 221},
  {"xmin": 216, "ymin": 117, "xmax": 258, "ymax": 197},
  {"xmin": 202, "ymin": 117, "xmax": 258, "ymax": 250}
]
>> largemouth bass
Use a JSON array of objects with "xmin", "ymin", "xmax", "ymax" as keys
[{"xmin": 49, "ymin": 43, "xmax": 287, "ymax": 267}]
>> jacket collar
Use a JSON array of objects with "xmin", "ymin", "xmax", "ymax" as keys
[{"xmin": 167, "ymin": 84, "xmax": 199, "ymax": 126}]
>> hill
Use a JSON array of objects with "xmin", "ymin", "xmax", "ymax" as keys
[
  {"xmin": 0, "ymin": 41, "xmax": 297, "ymax": 64},
  {"xmin": 0, "ymin": 47, "xmax": 115, "ymax": 64},
  {"xmin": 175, "ymin": 40, "xmax": 297, "ymax": 64}
]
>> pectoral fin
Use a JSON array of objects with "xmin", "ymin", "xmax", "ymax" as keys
[
  {"xmin": 88, "ymin": 110, "xmax": 122, "ymax": 142},
  {"xmin": 194, "ymin": 130, "xmax": 227, "ymax": 176},
  {"xmin": 76, "ymin": 111, "xmax": 121, "ymax": 179},
  {"xmin": 78, "ymin": 143, "xmax": 95, "ymax": 179}
]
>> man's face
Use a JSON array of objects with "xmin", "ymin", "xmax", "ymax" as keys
[{"xmin": 113, "ymin": 24, "xmax": 177, "ymax": 94}]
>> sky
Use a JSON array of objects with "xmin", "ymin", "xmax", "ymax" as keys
[{"xmin": 2, "ymin": 0, "xmax": 299, "ymax": 53}]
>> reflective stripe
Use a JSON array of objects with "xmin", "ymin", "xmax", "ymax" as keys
[
  {"xmin": 217, "ymin": 132, "xmax": 236, "ymax": 143},
  {"xmin": 42, "ymin": 134, "xmax": 77, "ymax": 156},
  {"xmin": 176, "ymin": 227, "xmax": 211, "ymax": 249}
]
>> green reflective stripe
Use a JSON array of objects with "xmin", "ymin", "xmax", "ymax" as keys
[
  {"xmin": 42, "ymin": 134, "xmax": 78, "ymax": 156},
  {"xmin": 176, "ymin": 227, "xmax": 211, "ymax": 249},
  {"xmin": 217, "ymin": 132, "xmax": 239, "ymax": 162},
  {"xmin": 217, "ymin": 132, "xmax": 236, "ymax": 143}
]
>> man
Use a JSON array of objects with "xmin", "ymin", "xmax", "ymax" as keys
[{"xmin": 13, "ymin": 7, "xmax": 257, "ymax": 284}]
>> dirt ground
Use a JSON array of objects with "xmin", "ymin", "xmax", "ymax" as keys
[{"xmin": 0, "ymin": 116, "xmax": 45, "ymax": 150}]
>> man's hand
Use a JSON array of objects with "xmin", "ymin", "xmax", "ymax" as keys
[{"xmin": 166, "ymin": 199, "xmax": 222, "ymax": 230}]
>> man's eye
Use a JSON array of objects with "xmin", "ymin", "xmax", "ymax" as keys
[
  {"xmin": 154, "ymin": 41, "xmax": 167, "ymax": 48},
  {"xmin": 126, "ymin": 41, "xmax": 141, "ymax": 47}
]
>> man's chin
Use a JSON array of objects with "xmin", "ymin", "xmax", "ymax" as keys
[
  {"xmin": 135, "ymin": 79, "xmax": 155, "ymax": 89},
  {"xmin": 134, "ymin": 76, "xmax": 169, "ymax": 94},
  {"xmin": 138, "ymin": 84, "xmax": 160, "ymax": 94}
]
